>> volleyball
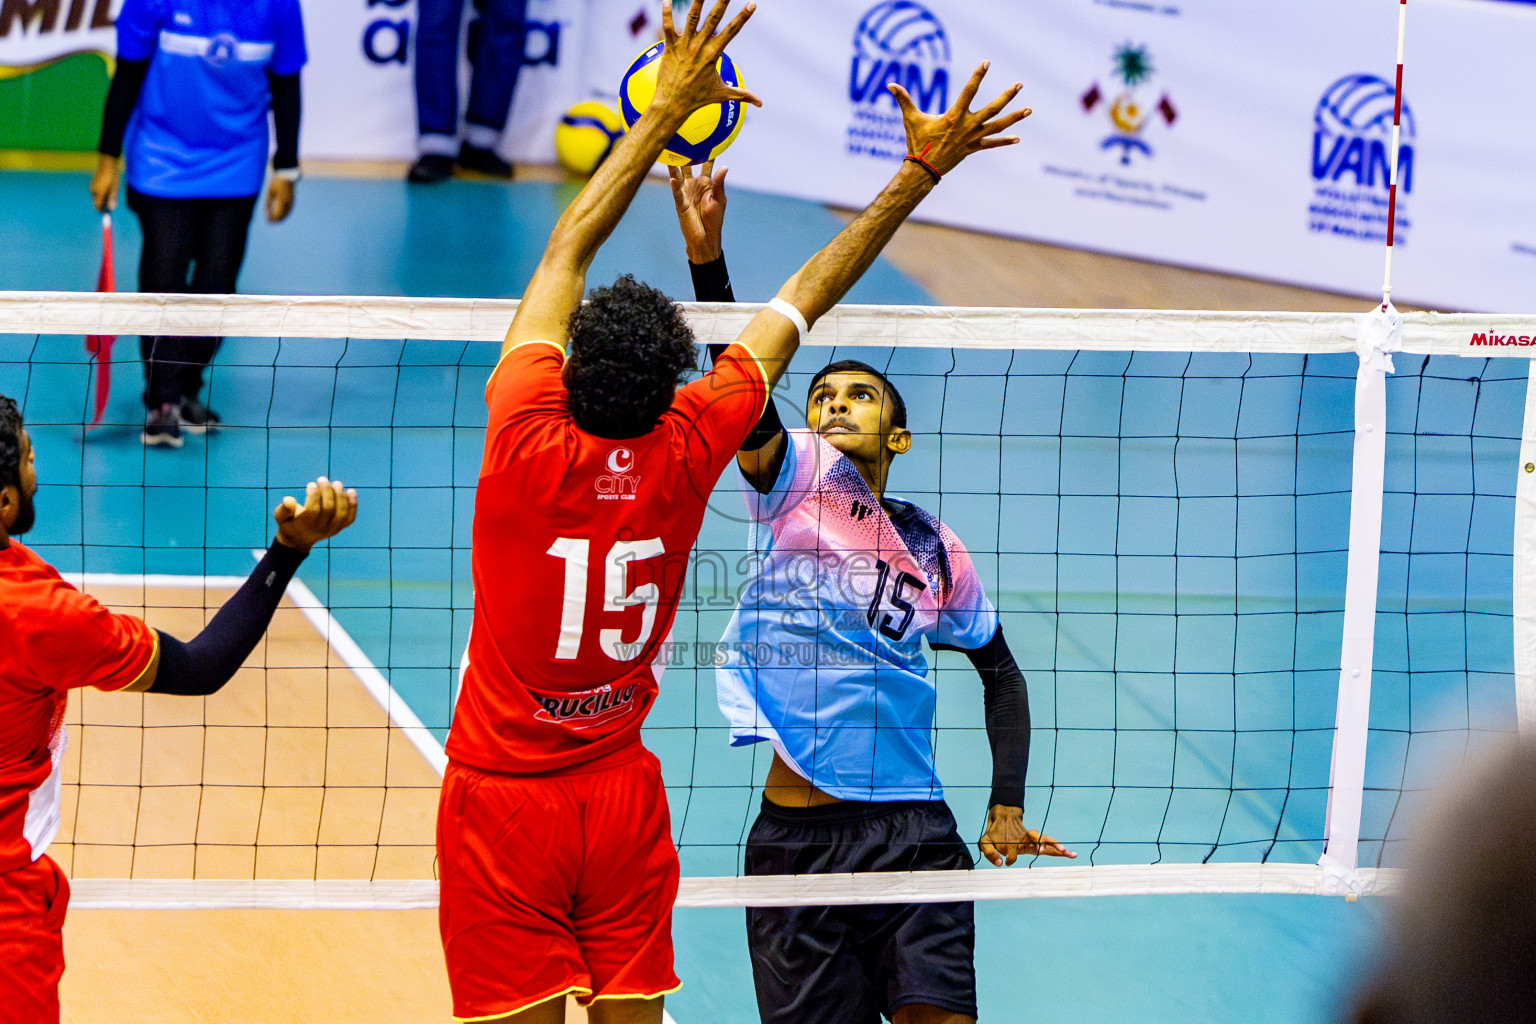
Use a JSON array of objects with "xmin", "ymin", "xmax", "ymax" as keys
[
  {"xmin": 618, "ymin": 41, "xmax": 745, "ymax": 167},
  {"xmin": 555, "ymin": 101, "xmax": 626, "ymax": 176}
]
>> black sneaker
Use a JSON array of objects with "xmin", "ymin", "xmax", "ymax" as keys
[
  {"xmin": 456, "ymin": 143, "xmax": 513, "ymax": 179},
  {"xmin": 178, "ymin": 396, "xmax": 221, "ymax": 434},
  {"xmin": 142, "ymin": 403, "xmax": 184, "ymax": 448},
  {"xmin": 407, "ymin": 153, "xmax": 455, "ymax": 184}
]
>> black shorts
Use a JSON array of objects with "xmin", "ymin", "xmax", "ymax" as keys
[{"xmin": 744, "ymin": 798, "xmax": 977, "ymax": 1024}]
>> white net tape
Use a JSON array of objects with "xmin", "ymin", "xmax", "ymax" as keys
[
  {"xmin": 1, "ymin": 290, "xmax": 1530, "ymax": 354},
  {"xmin": 6, "ymin": 291, "xmax": 1532, "ymax": 909}
]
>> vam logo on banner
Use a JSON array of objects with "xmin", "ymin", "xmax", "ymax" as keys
[
  {"xmin": 1308, "ymin": 74, "xmax": 1413, "ymax": 246},
  {"xmin": 846, "ymin": 0, "xmax": 950, "ymax": 162}
]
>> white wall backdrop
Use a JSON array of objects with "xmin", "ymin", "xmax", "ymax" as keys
[{"xmin": 292, "ymin": 0, "xmax": 1536, "ymax": 309}]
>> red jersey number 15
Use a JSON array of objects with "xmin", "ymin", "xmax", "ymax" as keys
[{"xmin": 547, "ymin": 537, "xmax": 664, "ymax": 662}]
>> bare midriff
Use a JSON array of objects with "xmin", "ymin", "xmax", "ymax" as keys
[{"xmin": 764, "ymin": 750, "xmax": 846, "ymax": 807}]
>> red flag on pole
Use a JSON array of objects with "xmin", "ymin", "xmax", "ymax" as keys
[{"xmin": 85, "ymin": 212, "xmax": 115, "ymax": 429}]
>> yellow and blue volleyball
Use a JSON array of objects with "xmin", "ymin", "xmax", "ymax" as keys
[
  {"xmin": 618, "ymin": 42, "xmax": 745, "ymax": 167},
  {"xmin": 555, "ymin": 100, "xmax": 626, "ymax": 176}
]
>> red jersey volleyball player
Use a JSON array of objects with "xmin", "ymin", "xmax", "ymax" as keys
[
  {"xmin": 441, "ymin": 0, "xmax": 1032, "ymax": 1017},
  {"xmin": 0, "ymin": 394, "xmax": 356, "ymax": 1023}
]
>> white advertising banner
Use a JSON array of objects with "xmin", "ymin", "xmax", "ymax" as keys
[
  {"xmin": 299, "ymin": 0, "xmax": 661, "ymax": 164},
  {"xmin": 296, "ymin": 0, "xmax": 1535, "ymax": 311},
  {"xmin": 7, "ymin": 0, "xmax": 1531, "ymax": 311},
  {"xmin": 715, "ymin": 0, "xmax": 1536, "ymax": 312}
]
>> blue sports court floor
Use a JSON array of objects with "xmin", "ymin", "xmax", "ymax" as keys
[{"xmin": 7, "ymin": 167, "xmax": 1500, "ymax": 1023}]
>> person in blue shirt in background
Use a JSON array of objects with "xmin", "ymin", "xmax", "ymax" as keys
[{"xmin": 90, "ymin": 0, "xmax": 306, "ymax": 448}]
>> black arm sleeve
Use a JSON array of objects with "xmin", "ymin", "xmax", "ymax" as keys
[
  {"xmin": 147, "ymin": 540, "xmax": 308, "ymax": 696},
  {"xmin": 98, "ymin": 58, "xmax": 150, "ymax": 158},
  {"xmin": 690, "ymin": 253, "xmax": 735, "ymax": 303},
  {"xmin": 268, "ymin": 72, "xmax": 301, "ymax": 170},
  {"xmin": 695, "ymin": 254, "xmax": 786, "ymax": 454},
  {"xmin": 936, "ymin": 627, "xmax": 1030, "ymax": 809}
]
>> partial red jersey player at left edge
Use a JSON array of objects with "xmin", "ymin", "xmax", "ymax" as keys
[{"xmin": 0, "ymin": 392, "xmax": 357, "ymax": 1024}]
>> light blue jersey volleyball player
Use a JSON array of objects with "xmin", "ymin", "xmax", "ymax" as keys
[{"xmin": 668, "ymin": 65, "xmax": 1072, "ymax": 1024}]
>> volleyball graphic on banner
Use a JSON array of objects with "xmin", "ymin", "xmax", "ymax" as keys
[
  {"xmin": 1307, "ymin": 73, "xmax": 1414, "ymax": 244},
  {"xmin": 619, "ymin": 41, "xmax": 745, "ymax": 166}
]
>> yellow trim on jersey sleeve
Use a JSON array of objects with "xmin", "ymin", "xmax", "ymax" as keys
[
  {"xmin": 485, "ymin": 339, "xmax": 567, "ymax": 403},
  {"xmin": 505, "ymin": 338, "xmax": 567, "ymax": 359},
  {"xmin": 722, "ymin": 340, "xmax": 772, "ymax": 419},
  {"xmin": 112, "ymin": 625, "xmax": 160, "ymax": 693},
  {"xmin": 454, "ymin": 985, "xmax": 593, "ymax": 1023}
]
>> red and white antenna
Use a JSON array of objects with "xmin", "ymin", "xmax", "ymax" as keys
[{"xmin": 1380, "ymin": 0, "xmax": 1408, "ymax": 312}]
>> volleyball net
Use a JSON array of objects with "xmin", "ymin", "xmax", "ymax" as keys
[{"xmin": 0, "ymin": 292, "xmax": 1529, "ymax": 910}]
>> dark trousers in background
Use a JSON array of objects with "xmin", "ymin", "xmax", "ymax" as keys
[
  {"xmin": 127, "ymin": 187, "xmax": 257, "ymax": 410},
  {"xmin": 415, "ymin": 0, "xmax": 529, "ymax": 139}
]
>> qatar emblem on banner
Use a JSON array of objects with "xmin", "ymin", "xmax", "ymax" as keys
[{"xmin": 1081, "ymin": 43, "xmax": 1177, "ymax": 166}]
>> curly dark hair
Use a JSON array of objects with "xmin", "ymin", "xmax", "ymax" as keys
[
  {"xmin": 565, "ymin": 275, "xmax": 698, "ymax": 438},
  {"xmin": 0, "ymin": 393, "xmax": 23, "ymax": 494},
  {"xmin": 807, "ymin": 359, "xmax": 907, "ymax": 429}
]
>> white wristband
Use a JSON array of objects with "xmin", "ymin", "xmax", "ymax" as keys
[{"xmin": 767, "ymin": 297, "xmax": 809, "ymax": 338}]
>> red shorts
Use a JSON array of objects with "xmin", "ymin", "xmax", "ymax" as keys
[
  {"xmin": 0, "ymin": 855, "xmax": 70, "ymax": 1024},
  {"xmin": 437, "ymin": 749, "xmax": 680, "ymax": 1022}
]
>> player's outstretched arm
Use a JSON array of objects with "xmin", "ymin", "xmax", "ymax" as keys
[
  {"xmin": 125, "ymin": 478, "xmax": 359, "ymax": 696},
  {"xmin": 949, "ymin": 627, "xmax": 1075, "ymax": 865},
  {"xmin": 673, "ymin": 162, "xmax": 790, "ymax": 481},
  {"xmin": 732, "ymin": 61, "xmax": 1030, "ymax": 393},
  {"xmin": 504, "ymin": 0, "xmax": 761, "ymax": 356}
]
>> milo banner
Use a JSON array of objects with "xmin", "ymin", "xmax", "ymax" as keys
[
  {"xmin": 0, "ymin": 0, "xmax": 117, "ymax": 148},
  {"xmin": 0, "ymin": 0, "xmax": 114, "ymax": 72}
]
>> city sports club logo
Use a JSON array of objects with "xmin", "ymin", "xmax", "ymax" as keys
[
  {"xmin": 845, "ymin": 1, "xmax": 951, "ymax": 161},
  {"xmin": 1307, "ymin": 74, "xmax": 1414, "ymax": 244},
  {"xmin": 595, "ymin": 446, "xmax": 639, "ymax": 500},
  {"xmin": 1081, "ymin": 44, "xmax": 1176, "ymax": 165}
]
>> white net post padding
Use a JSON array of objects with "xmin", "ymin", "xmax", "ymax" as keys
[
  {"xmin": 1318, "ymin": 309, "xmax": 1400, "ymax": 894},
  {"xmin": 1515, "ymin": 367, "xmax": 1536, "ymax": 735},
  {"xmin": 5, "ymin": 291, "xmax": 1533, "ymax": 910}
]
